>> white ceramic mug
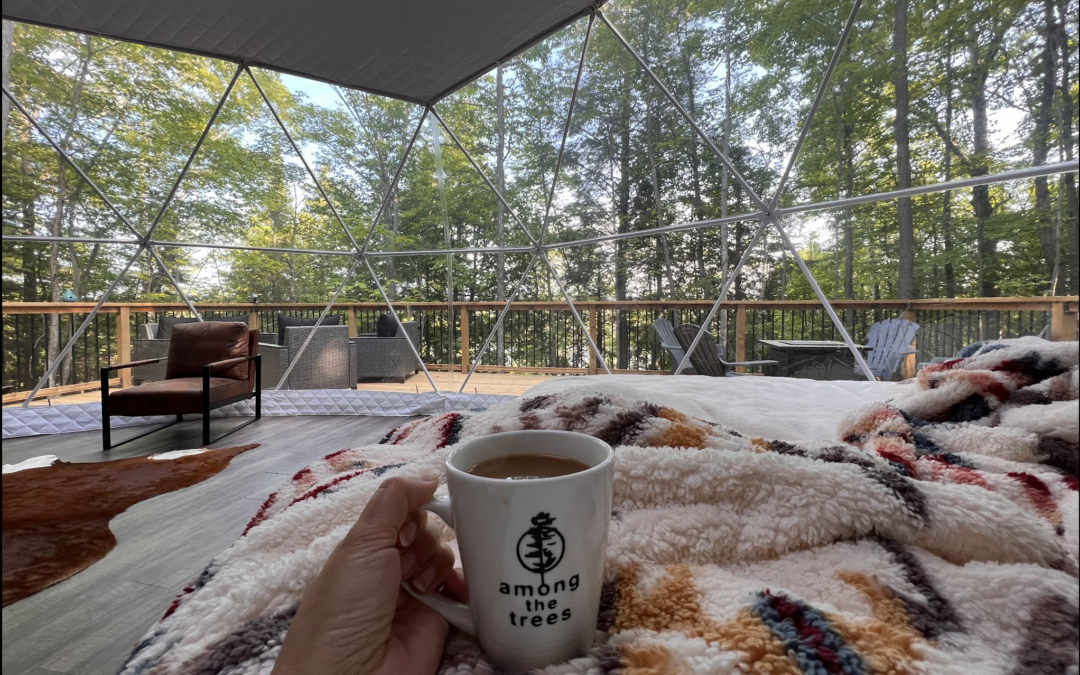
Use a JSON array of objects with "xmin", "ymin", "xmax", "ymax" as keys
[{"xmin": 406, "ymin": 430, "xmax": 614, "ymax": 673}]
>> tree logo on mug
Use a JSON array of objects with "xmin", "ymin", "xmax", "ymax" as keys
[{"xmin": 517, "ymin": 512, "xmax": 564, "ymax": 582}]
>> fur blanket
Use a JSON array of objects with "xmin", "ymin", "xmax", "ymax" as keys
[{"xmin": 120, "ymin": 338, "xmax": 1079, "ymax": 675}]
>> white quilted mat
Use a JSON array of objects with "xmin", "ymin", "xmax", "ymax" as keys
[{"xmin": 1, "ymin": 390, "xmax": 514, "ymax": 439}]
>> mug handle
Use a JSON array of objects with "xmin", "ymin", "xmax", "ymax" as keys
[{"xmin": 400, "ymin": 495, "xmax": 475, "ymax": 635}]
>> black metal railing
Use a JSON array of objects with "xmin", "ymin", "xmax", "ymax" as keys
[
  {"xmin": 2, "ymin": 311, "xmax": 118, "ymax": 394},
  {"xmin": 2, "ymin": 299, "xmax": 1069, "ymax": 395}
]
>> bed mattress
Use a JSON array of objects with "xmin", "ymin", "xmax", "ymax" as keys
[
  {"xmin": 117, "ymin": 339, "xmax": 1078, "ymax": 675},
  {"xmin": 520, "ymin": 374, "xmax": 898, "ymax": 441}
]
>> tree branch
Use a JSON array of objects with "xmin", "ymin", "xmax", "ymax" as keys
[{"xmin": 913, "ymin": 105, "xmax": 970, "ymax": 165}]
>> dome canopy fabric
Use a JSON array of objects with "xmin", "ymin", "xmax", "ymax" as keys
[{"xmin": 2, "ymin": 0, "xmax": 599, "ymax": 104}]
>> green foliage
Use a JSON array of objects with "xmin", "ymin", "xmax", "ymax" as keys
[{"xmin": 3, "ymin": 0, "xmax": 1078, "ymax": 312}]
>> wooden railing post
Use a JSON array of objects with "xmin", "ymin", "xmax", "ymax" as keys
[
  {"xmin": 587, "ymin": 305, "xmax": 598, "ymax": 375},
  {"xmin": 347, "ymin": 306, "xmax": 358, "ymax": 338},
  {"xmin": 734, "ymin": 307, "xmax": 747, "ymax": 373},
  {"xmin": 460, "ymin": 306, "xmax": 470, "ymax": 373},
  {"xmin": 247, "ymin": 309, "xmax": 260, "ymax": 332},
  {"xmin": 118, "ymin": 306, "xmax": 132, "ymax": 388},
  {"xmin": 1050, "ymin": 300, "xmax": 1078, "ymax": 342},
  {"xmin": 900, "ymin": 309, "xmax": 918, "ymax": 379}
]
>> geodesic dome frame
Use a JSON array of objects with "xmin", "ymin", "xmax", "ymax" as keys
[{"xmin": 4, "ymin": 0, "xmax": 1077, "ymax": 406}]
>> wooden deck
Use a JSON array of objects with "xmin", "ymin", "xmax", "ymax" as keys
[
  {"xmin": 1, "ymin": 415, "xmax": 410, "ymax": 675},
  {"xmin": 3, "ymin": 389, "xmax": 106, "ymax": 407},
  {"xmin": 362, "ymin": 370, "xmax": 567, "ymax": 396},
  {"xmin": 2, "ymin": 372, "xmax": 566, "ymax": 408}
]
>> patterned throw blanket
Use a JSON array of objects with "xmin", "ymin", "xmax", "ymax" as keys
[{"xmin": 120, "ymin": 338, "xmax": 1078, "ymax": 675}]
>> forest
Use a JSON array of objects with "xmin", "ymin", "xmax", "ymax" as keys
[{"xmin": 2, "ymin": 0, "xmax": 1078, "ymax": 373}]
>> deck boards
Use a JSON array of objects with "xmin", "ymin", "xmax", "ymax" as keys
[
  {"xmin": 4, "ymin": 371, "xmax": 564, "ymax": 408},
  {"xmin": 361, "ymin": 371, "xmax": 569, "ymax": 396},
  {"xmin": 1, "ymin": 415, "xmax": 411, "ymax": 675}
]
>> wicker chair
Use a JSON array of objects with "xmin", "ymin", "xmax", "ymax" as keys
[
  {"xmin": 260, "ymin": 325, "xmax": 356, "ymax": 390},
  {"xmin": 353, "ymin": 321, "xmax": 421, "ymax": 383},
  {"xmin": 132, "ymin": 323, "xmax": 169, "ymax": 383}
]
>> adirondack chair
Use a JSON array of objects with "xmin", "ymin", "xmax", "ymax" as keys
[
  {"xmin": 668, "ymin": 322, "xmax": 778, "ymax": 376},
  {"xmin": 859, "ymin": 317, "xmax": 920, "ymax": 380},
  {"xmin": 652, "ymin": 319, "xmax": 694, "ymax": 374}
]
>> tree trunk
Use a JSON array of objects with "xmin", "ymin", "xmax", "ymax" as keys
[
  {"xmin": 382, "ymin": 180, "xmax": 395, "ymax": 301},
  {"xmin": 19, "ymin": 126, "xmax": 39, "ymax": 302},
  {"xmin": 374, "ymin": 132, "xmax": 395, "ymax": 302},
  {"xmin": 844, "ymin": 212, "xmax": 854, "ymax": 300},
  {"xmin": 942, "ymin": 15, "xmax": 956, "ymax": 298},
  {"xmin": 942, "ymin": 186, "xmax": 955, "ymax": 295},
  {"xmin": 678, "ymin": 32, "xmax": 707, "ymax": 290},
  {"xmin": 384, "ymin": 189, "xmax": 397, "ymax": 301},
  {"xmin": 733, "ymin": 222, "xmax": 744, "ymax": 300},
  {"xmin": 895, "ymin": 0, "xmax": 915, "ymax": 299},
  {"xmin": 965, "ymin": 10, "xmax": 1017, "ymax": 298},
  {"xmin": 833, "ymin": 222, "xmax": 841, "ymax": 300},
  {"xmin": 21, "ymin": 199, "xmax": 39, "ymax": 389},
  {"xmin": 835, "ymin": 89, "xmax": 855, "ymax": 302},
  {"xmin": 615, "ymin": 97, "xmax": 632, "ymax": 370},
  {"xmin": 1055, "ymin": 0, "xmax": 1078, "ymax": 294},
  {"xmin": 1032, "ymin": 0, "xmax": 1058, "ymax": 292},
  {"xmin": 21, "ymin": 201, "xmax": 38, "ymax": 301},
  {"xmin": 496, "ymin": 64, "xmax": 506, "ymax": 364},
  {"xmin": 2, "ymin": 20, "xmax": 13, "ymax": 152},
  {"xmin": 387, "ymin": 186, "xmax": 400, "ymax": 300},
  {"xmin": 719, "ymin": 0, "xmax": 732, "ymax": 347},
  {"xmin": 780, "ymin": 247, "xmax": 788, "ymax": 300},
  {"xmin": 843, "ymin": 120, "xmax": 855, "ymax": 301},
  {"xmin": 288, "ymin": 210, "xmax": 297, "ymax": 301},
  {"xmin": 645, "ymin": 105, "xmax": 675, "ymax": 298},
  {"xmin": 969, "ymin": 40, "xmax": 997, "ymax": 297},
  {"xmin": 48, "ymin": 190, "xmax": 64, "ymax": 386}
]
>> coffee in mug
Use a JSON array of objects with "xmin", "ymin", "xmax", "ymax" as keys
[
  {"xmin": 467, "ymin": 453, "xmax": 590, "ymax": 480},
  {"xmin": 404, "ymin": 430, "xmax": 614, "ymax": 673}
]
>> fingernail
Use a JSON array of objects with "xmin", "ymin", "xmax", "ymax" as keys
[
  {"xmin": 414, "ymin": 566, "xmax": 437, "ymax": 593},
  {"xmin": 399, "ymin": 550, "xmax": 416, "ymax": 577},
  {"xmin": 419, "ymin": 469, "xmax": 440, "ymax": 482},
  {"xmin": 398, "ymin": 521, "xmax": 418, "ymax": 547}
]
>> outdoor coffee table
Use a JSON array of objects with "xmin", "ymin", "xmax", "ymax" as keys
[{"xmin": 758, "ymin": 339, "xmax": 868, "ymax": 380}]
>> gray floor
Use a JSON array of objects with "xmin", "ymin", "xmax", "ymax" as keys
[{"xmin": 2, "ymin": 414, "xmax": 412, "ymax": 675}]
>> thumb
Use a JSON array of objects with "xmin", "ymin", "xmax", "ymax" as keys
[{"xmin": 345, "ymin": 474, "xmax": 440, "ymax": 552}]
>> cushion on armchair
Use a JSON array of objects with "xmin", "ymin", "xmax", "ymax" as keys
[
  {"xmin": 211, "ymin": 314, "xmax": 249, "ymax": 324},
  {"xmin": 156, "ymin": 315, "xmax": 198, "ymax": 340},
  {"xmin": 276, "ymin": 313, "xmax": 339, "ymax": 347},
  {"xmin": 155, "ymin": 314, "xmax": 247, "ymax": 340},
  {"xmin": 108, "ymin": 378, "xmax": 252, "ymax": 416},
  {"xmin": 376, "ymin": 313, "xmax": 395, "ymax": 337},
  {"xmin": 165, "ymin": 322, "xmax": 250, "ymax": 380}
]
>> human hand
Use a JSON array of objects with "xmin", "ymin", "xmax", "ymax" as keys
[{"xmin": 272, "ymin": 474, "xmax": 467, "ymax": 675}]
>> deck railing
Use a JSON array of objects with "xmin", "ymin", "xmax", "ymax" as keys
[{"xmin": 2, "ymin": 297, "xmax": 1076, "ymax": 402}]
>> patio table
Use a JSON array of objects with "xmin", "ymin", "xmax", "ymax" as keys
[{"xmin": 758, "ymin": 339, "xmax": 868, "ymax": 380}]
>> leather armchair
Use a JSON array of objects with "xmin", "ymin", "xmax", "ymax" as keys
[{"xmin": 101, "ymin": 322, "xmax": 262, "ymax": 449}]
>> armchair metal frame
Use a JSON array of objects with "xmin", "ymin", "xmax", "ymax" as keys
[{"xmin": 101, "ymin": 353, "xmax": 261, "ymax": 450}]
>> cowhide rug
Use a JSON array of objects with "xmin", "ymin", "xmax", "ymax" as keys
[{"xmin": 1, "ymin": 444, "xmax": 258, "ymax": 606}]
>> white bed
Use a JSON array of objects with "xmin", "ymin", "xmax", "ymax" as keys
[{"xmin": 520, "ymin": 375, "xmax": 899, "ymax": 442}]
